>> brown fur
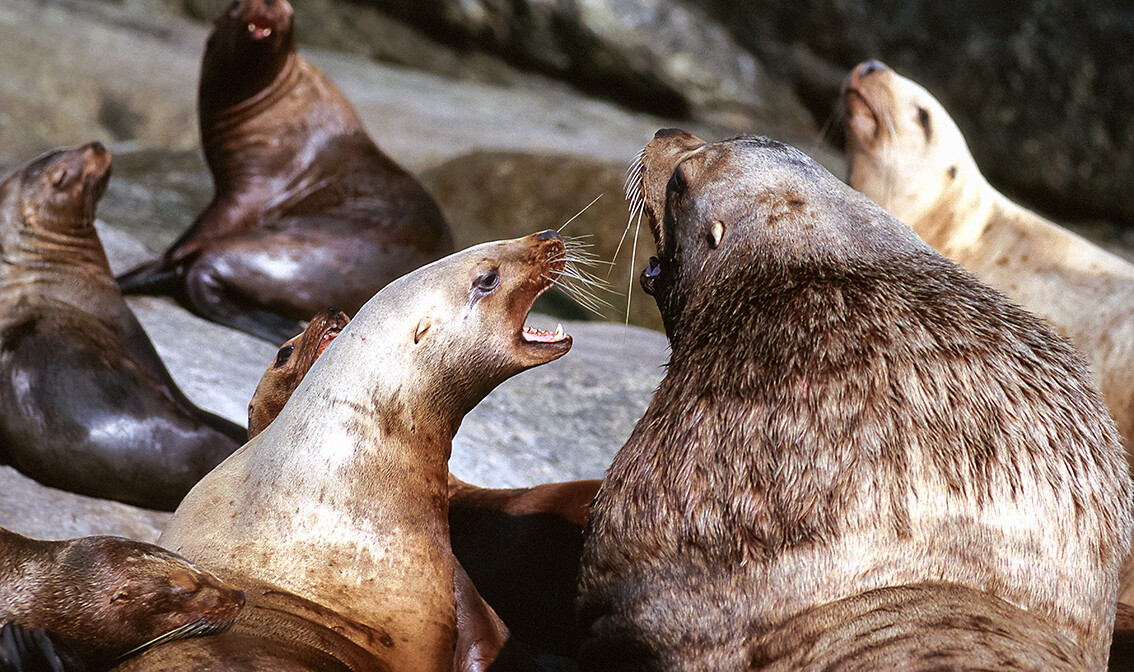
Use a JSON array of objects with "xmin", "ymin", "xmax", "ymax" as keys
[
  {"xmin": 0, "ymin": 143, "xmax": 245, "ymax": 511},
  {"xmin": 0, "ymin": 527, "xmax": 243, "ymax": 671},
  {"xmin": 843, "ymin": 60, "xmax": 1134, "ymax": 470},
  {"xmin": 115, "ymin": 0, "xmax": 453, "ymax": 342},
  {"xmin": 247, "ymin": 308, "xmax": 349, "ymax": 438},
  {"xmin": 748, "ymin": 583, "xmax": 1089, "ymax": 671},
  {"xmin": 577, "ymin": 130, "xmax": 1132, "ymax": 671}
]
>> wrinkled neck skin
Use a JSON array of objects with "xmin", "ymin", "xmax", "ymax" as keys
[
  {"xmin": 159, "ymin": 308, "xmax": 462, "ymax": 672},
  {"xmin": 0, "ymin": 200, "xmax": 119, "ymax": 320}
]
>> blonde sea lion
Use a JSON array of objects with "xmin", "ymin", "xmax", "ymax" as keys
[
  {"xmin": 115, "ymin": 0, "xmax": 454, "ymax": 342},
  {"xmin": 248, "ymin": 308, "xmax": 598, "ymax": 657},
  {"xmin": 576, "ymin": 130, "xmax": 1131, "ymax": 671},
  {"xmin": 117, "ymin": 231, "xmax": 574, "ymax": 671},
  {"xmin": 0, "ymin": 143, "xmax": 245, "ymax": 511},
  {"xmin": 842, "ymin": 59, "xmax": 1134, "ymax": 463}
]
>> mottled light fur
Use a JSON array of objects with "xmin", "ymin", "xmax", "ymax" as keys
[
  {"xmin": 843, "ymin": 60, "xmax": 1134, "ymax": 469},
  {"xmin": 153, "ymin": 233, "xmax": 572, "ymax": 672},
  {"xmin": 577, "ymin": 131, "xmax": 1132, "ymax": 671}
]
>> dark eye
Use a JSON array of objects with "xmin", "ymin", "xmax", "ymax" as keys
[
  {"xmin": 273, "ymin": 344, "xmax": 294, "ymax": 368},
  {"xmin": 474, "ymin": 270, "xmax": 500, "ymax": 294},
  {"xmin": 667, "ymin": 166, "xmax": 687, "ymax": 195},
  {"xmin": 916, "ymin": 106, "xmax": 932, "ymax": 139}
]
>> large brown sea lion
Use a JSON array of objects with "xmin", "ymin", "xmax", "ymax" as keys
[
  {"xmin": 576, "ymin": 130, "xmax": 1132, "ymax": 671},
  {"xmin": 116, "ymin": 232, "xmax": 574, "ymax": 671},
  {"xmin": 0, "ymin": 143, "xmax": 245, "ymax": 511},
  {"xmin": 842, "ymin": 60, "xmax": 1134, "ymax": 463},
  {"xmin": 115, "ymin": 0, "xmax": 454, "ymax": 343},
  {"xmin": 248, "ymin": 308, "xmax": 598, "ymax": 657},
  {"xmin": 0, "ymin": 526, "xmax": 244, "ymax": 672}
]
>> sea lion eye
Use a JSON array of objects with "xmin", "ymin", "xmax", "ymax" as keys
[
  {"xmin": 51, "ymin": 170, "xmax": 68, "ymax": 188},
  {"xmin": 474, "ymin": 270, "xmax": 500, "ymax": 294},
  {"xmin": 667, "ymin": 167, "xmax": 687, "ymax": 195},
  {"xmin": 916, "ymin": 106, "xmax": 932, "ymax": 139},
  {"xmin": 273, "ymin": 344, "xmax": 294, "ymax": 368}
]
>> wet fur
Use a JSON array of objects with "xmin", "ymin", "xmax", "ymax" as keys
[
  {"xmin": 0, "ymin": 528, "xmax": 242, "ymax": 672},
  {"xmin": 577, "ymin": 132, "xmax": 1132, "ymax": 671}
]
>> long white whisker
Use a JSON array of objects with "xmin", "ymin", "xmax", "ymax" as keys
[{"xmin": 558, "ymin": 194, "xmax": 604, "ymax": 232}]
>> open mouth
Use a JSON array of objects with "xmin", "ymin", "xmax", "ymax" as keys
[
  {"xmin": 515, "ymin": 251, "xmax": 572, "ymax": 358},
  {"xmin": 843, "ymin": 87, "xmax": 880, "ymax": 144},
  {"xmin": 315, "ymin": 326, "xmax": 342, "ymax": 358},
  {"xmin": 246, "ymin": 16, "xmax": 275, "ymax": 39}
]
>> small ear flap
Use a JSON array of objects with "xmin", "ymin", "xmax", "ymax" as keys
[
  {"xmin": 708, "ymin": 221, "xmax": 725, "ymax": 249},
  {"xmin": 414, "ymin": 316, "xmax": 434, "ymax": 345}
]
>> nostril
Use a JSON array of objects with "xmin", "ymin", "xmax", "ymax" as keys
[
  {"xmin": 859, "ymin": 60, "xmax": 888, "ymax": 77},
  {"xmin": 89, "ymin": 141, "xmax": 106, "ymax": 152},
  {"xmin": 654, "ymin": 128, "xmax": 685, "ymax": 140},
  {"xmin": 536, "ymin": 230, "xmax": 560, "ymax": 242}
]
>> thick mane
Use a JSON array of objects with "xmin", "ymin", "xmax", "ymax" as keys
[{"xmin": 603, "ymin": 243, "xmax": 1119, "ymax": 566}]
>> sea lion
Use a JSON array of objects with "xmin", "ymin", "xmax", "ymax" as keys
[
  {"xmin": 842, "ymin": 60, "xmax": 1134, "ymax": 462},
  {"xmin": 0, "ymin": 527, "xmax": 244, "ymax": 672},
  {"xmin": 246, "ymin": 308, "xmax": 349, "ymax": 438},
  {"xmin": 0, "ymin": 143, "xmax": 246, "ymax": 511},
  {"xmin": 248, "ymin": 307, "xmax": 598, "ymax": 656},
  {"xmin": 118, "ymin": 231, "xmax": 573, "ymax": 671},
  {"xmin": 115, "ymin": 0, "xmax": 454, "ymax": 343},
  {"xmin": 576, "ymin": 130, "xmax": 1132, "ymax": 671}
]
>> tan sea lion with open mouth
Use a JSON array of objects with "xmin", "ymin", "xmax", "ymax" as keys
[
  {"xmin": 116, "ymin": 0, "xmax": 454, "ymax": 343},
  {"xmin": 842, "ymin": 60, "xmax": 1134, "ymax": 465},
  {"xmin": 248, "ymin": 308, "xmax": 598, "ymax": 657},
  {"xmin": 576, "ymin": 130, "xmax": 1132, "ymax": 671},
  {"xmin": 0, "ymin": 527, "xmax": 244, "ymax": 672},
  {"xmin": 117, "ymin": 232, "xmax": 574, "ymax": 671},
  {"xmin": 0, "ymin": 143, "xmax": 245, "ymax": 511}
]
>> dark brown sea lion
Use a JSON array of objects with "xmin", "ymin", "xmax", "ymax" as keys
[
  {"xmin": 0, "ymin": 143, "xmax": 246, "ymax": 511},
  {"xmin": 576, "ymin": 130, "xmax": 1132, "ymax": 671},
  {"xmin": 842, "ymin": 60, "xmax": 1134, "ymax": 462},
  {"xmin": 0, "ymin": 527, "xmax": 244, "ymax": 672},
  {"xmin": 117, "ymin": 232, "xmax": 573, "ymax": 671},
  {"xmin": 248, "ymin": 307, "xmax": 598, "ymax": 657},
  {"xmin": 115, "ymin": 0, "xmax": 454, "ymax": 343}
]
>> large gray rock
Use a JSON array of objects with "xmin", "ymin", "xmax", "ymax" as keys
[{"xmin": 689, "ymin": 0, "xmax": 1134, "ymax": 227}]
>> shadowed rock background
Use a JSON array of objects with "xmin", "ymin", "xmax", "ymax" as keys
[{"xmin": 0, "ymin": 0, "xmax": 1129, "ymax": 536}]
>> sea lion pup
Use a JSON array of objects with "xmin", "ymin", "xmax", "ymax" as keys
[
  {"xmin": 248, "ymin": 310, "xmax": 598, "ymax": 657},
  {"xmin": 246, "ymin": 308, "xmax": 349, "ymax": 438},
  {"xmin": 115, "ymin": 0, "xmax": 454, "ymax": 343},
  {"xmin": 0, "ymin": 143, "xmax": 245, "ymax": 511},
  {"xmin": 120, "ymin": 232, "xmax": 573, "ymax": 671},
  {"xmin": 842, "ymin": 60, "xmax": 1134, "ymax": 463},
  {"xmin": 576, "ymin": 130, "xmax": 1132, "ymax": 671},
  {"xmin": 0, "ymin": 527, "xmax": 244, "ymax": 672}
]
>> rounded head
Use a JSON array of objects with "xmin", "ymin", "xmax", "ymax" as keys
[
  {"xmin": 200, "ymin": 0, "xmax": 296, "ymax": 117},
  {"xmin": 248, "ymin": 308, "xmax": 351, "ymax": 438},
  {"xmin": 38, "ymin": 535, "xmax": 244, "ymax": 667},
  {"xmin": 0, "ymin": 142, "xmax": 111, "ymax": 240},
  {"xmin": 297, "ymin": 230, "xmax": 575, "ymax": 427},
  {"xmin": 842, "ymin": 60, "xmax": 978, "ymax": 221},
  {"xmin": 627, "ymin": 128, "xmax": 924, "ymax": 339}
]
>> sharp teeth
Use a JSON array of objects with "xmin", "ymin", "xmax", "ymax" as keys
[{"xmin": 554, "ymin": 323, "xmax": 563, "ymax": 338}]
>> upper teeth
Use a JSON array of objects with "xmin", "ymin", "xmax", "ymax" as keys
[{"xmin": 554, "ymin": 324, "xmax": 563, "ymax": 338}]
